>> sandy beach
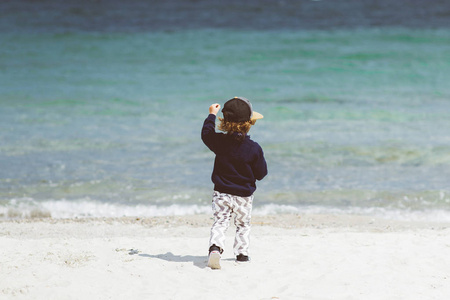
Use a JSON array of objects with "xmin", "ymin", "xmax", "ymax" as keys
[{"xmin": 1, "ymin": 214, "xmax": 449, "ymax": 300}]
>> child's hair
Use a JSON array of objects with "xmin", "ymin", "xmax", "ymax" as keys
[{"xmin": 218, "ymin": 117, "xmax": 255, "ymax": 142}]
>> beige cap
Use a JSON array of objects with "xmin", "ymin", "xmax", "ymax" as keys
[{"xmin": 224, "ymin": 96, "xmax": 264, "ymax": 122}]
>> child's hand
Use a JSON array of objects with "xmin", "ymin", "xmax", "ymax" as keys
[{"xmin": 209, "ymin": 103, "xmax": 221, "ymax": 115}]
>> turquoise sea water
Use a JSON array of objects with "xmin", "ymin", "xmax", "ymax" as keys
[{"xmin": 1, "ymin": 1, "xmax": 450, "ymax": 220}]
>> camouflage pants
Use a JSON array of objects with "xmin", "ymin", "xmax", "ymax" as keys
[{"xmin": 209, "ymin": 191, "xmax": 254, "ymax": 256}]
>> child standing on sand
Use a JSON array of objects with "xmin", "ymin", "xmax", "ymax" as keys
[{"xmin": 201, "ymin": 97, "xmax": 268, "ymax": 269}]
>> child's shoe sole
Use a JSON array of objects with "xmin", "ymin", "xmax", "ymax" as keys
[{"xmin": 207, "ymin": 251, "xmax": 221, "ymax": 269}]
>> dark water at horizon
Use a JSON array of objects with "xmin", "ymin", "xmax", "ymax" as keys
[{"xmin": 2, "ymin": 0, "xmax": 450, "ymax": 33}]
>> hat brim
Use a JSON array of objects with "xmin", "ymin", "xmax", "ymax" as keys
[{"xmin": 251, "ymin": 111, "xmax": 264, "ymax": 121}]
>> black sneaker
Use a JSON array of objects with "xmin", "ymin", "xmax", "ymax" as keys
[
  {"xmin": 236, "ymin": 254, "xmax": 250, "ymax": 262},
  {"xmin": 208, "ymin": 245, "xmax": 223, "ymax": 270},
  {"xmin": 208, "ymin": 250, "xmax": 221, "ymax": 269}
]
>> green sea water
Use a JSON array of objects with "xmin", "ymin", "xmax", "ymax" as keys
[{"xmin": 1, "ymin": 6, "xmax": 450, "ymax": 219}]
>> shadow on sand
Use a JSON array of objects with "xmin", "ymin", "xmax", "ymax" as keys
[{"xmin": 138, "ymin": 252, "xmax": 208, "ymax": 269}]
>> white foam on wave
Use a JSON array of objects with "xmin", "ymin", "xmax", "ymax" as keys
[
  {"xmin": 2, "ymin": 198, "xmax": 450, "ymax": 222},
  {"xmin": 0, "ymin": 198, "xmax": 211, "ymax": 219}
]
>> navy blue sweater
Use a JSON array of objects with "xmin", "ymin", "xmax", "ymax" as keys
[{"xmin": 201, "ymin": 114, "xmax": 268, "ymax": 197}]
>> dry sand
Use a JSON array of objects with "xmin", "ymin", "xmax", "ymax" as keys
[{"xmin": 1, "ymin": 214, "xmax": 449, "ymax": 300}]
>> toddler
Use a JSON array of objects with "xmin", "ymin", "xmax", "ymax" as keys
[{"xmin": 201, "ymin": 97, "xmax": 268, "ymax": 269}]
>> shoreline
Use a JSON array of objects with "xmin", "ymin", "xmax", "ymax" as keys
[{"xmin": 1, "ymin": 213, "xmax": 449, "ymax": 230}]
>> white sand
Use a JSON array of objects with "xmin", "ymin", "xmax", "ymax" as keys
[{"xmin": 1, "ymin": 214, "xmax": 449, "ymax": 300}]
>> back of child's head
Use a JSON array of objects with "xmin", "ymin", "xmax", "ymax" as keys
[{"xmin": 218, "ymin": 97, "xmax": 261, "ymax": 142}]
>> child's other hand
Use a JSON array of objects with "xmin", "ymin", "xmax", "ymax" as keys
[{"xmin": 209, "ymin": 103, "xmax": 221, "ymax": 115}]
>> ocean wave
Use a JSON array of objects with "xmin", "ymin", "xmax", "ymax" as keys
[
  {"xmin": 2, "ymin": 198, "xmax": 450, "ymax": 223},
  {"xmin": 0, "ymin": 198, "xmax": 211, "ymax": 219}
]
